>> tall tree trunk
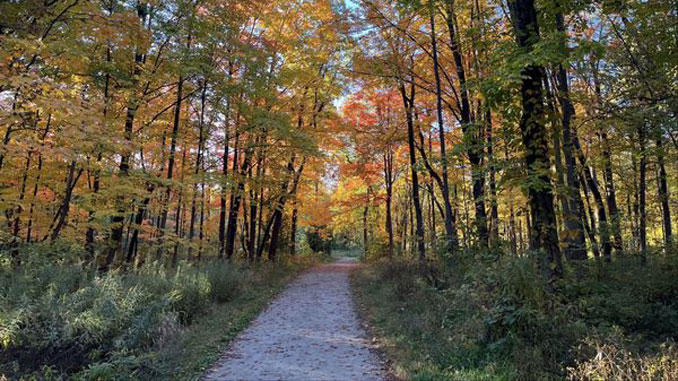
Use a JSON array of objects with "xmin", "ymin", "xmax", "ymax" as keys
[
  {"xmin": 104, "ymin": 4, "xmax": 147, "ymax": 272},
  {"xmin": 486, "ymin": 110, "xmax": 499, "ymax": 248},
  {"xmin": 446, "ymin": 1, "xmax": 488, "ymax": 246},
  {"xmin": 26, "ymin": 116, "xmax": 50, "ymax": 243},
  {"xmin": 573, "ymin": 135, "xmax": 612, "ymax": 261},
  {"xmin": 384, "ymin": 150, "xmax": 394, "ymax": 257},
  {"xmin": 632, "ymin": 152, "xmax": 640, "ymax": 251},
  {"xmin": 87, "ymin": 40, "xmax": 112, "ymax": 258},
  {"xmin": 218, "ymin": 108, "xmax": 230, "ymax": 259},
  {"xmin": 247, "ymin": 155, "xmax": 260, "ymax": 262},
  {"xmin": 198, "ymin": 182, "xmax": 205, "ymax": 260},
  {"xmin": 638, "ymin": 125, "xmax": 647, "ymax": 260},
  {"xmin": 268, "ymin": 158, "xmax": 305, "ymax": 261},
  {"xmin": 553, "ymin": 10, "xmax": 589, "ymax": 261},
  {"xmin": 255, "ymin": 165, "xmax": 266, "ymax": 259},
  {"xmin": 399, "ymin": 81, "xmax": 426, "ymax": 265},
  {"xmin": 225, "ymin": 142, "xmax": 249, "ymax": 259},
  {"xmin": 363, "ymin": 188, "xmax": 369, "ymax": 255},
  {"xmin": 290, "ymin": 200, "xmax": 298, "ymax": 255},
  {"xmin": 171, "ymin": 149, "xmax": 187, "ymax": 267},
  {"xmin": 600, "ymin": 130, "xmax": 624, "ymax": 252},
  {"xmin": 12, "ymin": 148, "xmax": 33, "ymax": 240},
  {"xmin": 126, "ymin": 186, "xmax": 153, "ymax": 266},
  {"xmin": 508, "ymin": 0, "xmax": 563, "ymax": 280},
  {"xmin": 431, "ymin": 5, "xmax": 460, "ymax": 253},
  {"xmin": 656, "ymin": 137, "xmax": 672, "ymax": 246},
  {"xmin": 45, "ymin": 161, "xmax": 83, "ymax": 241},
  {"xmin": 189, "ymin": 82, "xmax": 207, "ymax": 259},
  {"xmin": 158, "ymin": 76, "xmax": 184, "ymax": 254},
  {"xmin": 591, "ymin": 64, "xmax": 625, "ymax": 253},
  {"xmin": 580, "ymin": 171, "xmax": 601, "ymax": 260}
]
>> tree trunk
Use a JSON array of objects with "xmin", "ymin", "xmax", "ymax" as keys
[
  {"xmin": 656, "ymin": 138, "xmax": 672, "ymax": 246},
  {"xmin": 225, "ymin": 143, "xmax": 249, "ymax": 259},
  {"xmin": 87, "ymin": 42, "xmax": 111, "ymax": 258},
  {"xmin": 599, "ymin": 130, "xmax": 624, "ymax": 252},
  {"xmin": 549, "ymin": 9, "xmax": 589, "ymax": 261},
  {"xmin": 638, "ymin": 125, "xmax": 647, "ymax": 260},
  {"xmin": 268, "ymin": 158, "xmax": 305, "ymax": 261},
  {"xmin": 126, "ymin": 188, "xmax": 152, "ymax": 266},
  {"xmin": 431, "ymin": 6, "xmax": 460, "ymax": 253},
  {"xmin": 399, "ymin": 81, "xmax": 426, "ymax": 265},
  {"xmin": 446, "ymin": 1, "xmax": 488, "ymax": 247},
  {"xmin": 573, "ymin": 135, "xmax": 612, "ymax": 261},
  {"xmin": 580, "ymin": 170, "xmax": 601, "ymax": 260},
  {"xmin": 26, "ymin": 116, "xmax": 50, "ymax": 243},
  {"xmin": 384, "ymin": 150, "xmax": 394, "ymax": 257},
  {"xmin": 290, "ymin": 201, "xmax": 298, "ymax": 255},
  {"xmin": 189, "ymin": 82, "xmax": 207, "ymax": 259},
  {"xmin": 486, "ymin": 110, "xmax": 499, "ymax": 248},
  {"xmin": 508, "ymin": 0, "xmax": 563, "ymax": 280},
  {"xmin": 247, "ymin": 152, "xmax": 261, "ymax": 262},
  {"xmin": 218, "ymin": 112, "xmax": 230, "ymax": 258},
  {"xmin": 158, "ymin": 76, "xmax": 184, "ymax": 252},
  {"xmin": 363, "ymin": 188, "xmax": 369, "ymax": 255},
  {"xmin": 46, "ymin": 161, "xmax": 83, "ymax": 241},
  {"xmin": 171, "ymin": 149, "xmax": 187, "ymax": 267},
  {"xmin": 104, "ymin": 4, "xmax": 147, "ymax": 272}
]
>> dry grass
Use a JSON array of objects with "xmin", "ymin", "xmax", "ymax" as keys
[{"xmin": 568, "ymin": 340, "xmax": 678, "ymax": 381}]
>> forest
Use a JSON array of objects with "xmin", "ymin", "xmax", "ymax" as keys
[{"xmin": 0, "ymin": 0, "xmax": 676, "ymax": 380}]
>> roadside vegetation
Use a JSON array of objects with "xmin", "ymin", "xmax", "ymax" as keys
[
  {"xmin": 0, "ymin": 242, "xmax": 319, "ymax": 380},
  {"xmin": 353, "ymin": 252, "xmax": 678, "ymax": 380}
]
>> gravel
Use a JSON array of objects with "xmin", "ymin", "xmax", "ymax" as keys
[{"xmin": 204, "ymin": 258, "xmax": 386, "ymax": 381}]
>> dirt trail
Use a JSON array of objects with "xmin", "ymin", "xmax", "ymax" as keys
[{"xmin": 204, "ymin": 258, "xmax": 386, "ymax": 381}]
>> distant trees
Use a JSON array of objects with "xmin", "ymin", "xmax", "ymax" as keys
[
  {"xmin": 334, "ymin": 0, "xmax": 676, "ymax": 279},
  {"xmin": 0, "ymin": 0, "xmax": 343, "ymax": 268}
]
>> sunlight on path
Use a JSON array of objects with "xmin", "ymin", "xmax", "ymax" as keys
[{"xmin": 204, "ymin": 258, "xmax": 385, "ymax": 381}]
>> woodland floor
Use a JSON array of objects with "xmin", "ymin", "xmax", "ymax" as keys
[{"xmin": 203, "ymin": 257, "xmax": 386, "ymax": 381}]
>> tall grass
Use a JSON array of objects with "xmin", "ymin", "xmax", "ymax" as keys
[{"xmin": 0, "ymin": 249, "xmax": 316, "ymax": 380}]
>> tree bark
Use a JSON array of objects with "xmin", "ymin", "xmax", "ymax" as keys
[
  {"xmin": 431, "ymin": 5, "xmax": 460, "ymax": 253},
  {"xmin": 158, "ymin": 76, "xmax": 184, "ymax": 254},
  {"xmin": 45, "ymin": 161, "xmax": 83, "ymax": 241},
  {"xmin": 104, "ymin": 4, "xmax": 147, "ymax": 272},
  {"xmin": 486, "ymin": 110, "xmax": 499, "ymax": 248},
  {"xmin": 573, "ymin": 135, "xmax": 612, "ymax": 261},
  {"xmin": 189, "ymin": 82, "xmax": 207, "ymax": 259},
  {"xmin": 268, "ymin": 158, "xmax": 305, "ymax": 261},
  {"xmin": 508, "ymin": 0, "xmax": 563, "ymax": 280},
  {"xmin": 550, "ymin": 9, "xmax": 589, "ymax": 261},
  {"xmin": 399, "ymin": 81, "xmax": 426, "ymax": 265},
  {"xmin": 225, "ymin": 142, "xmax": 249, "ymax": 259},
  {"xmin": 656, "ymin": 137, "xmax": 672, "ymax": 246},
  {"xmin": 384, "ymin": 150, "xmax": 394, "ymax": 257},
  {"xmin": 638, "ymin": 125, "xmax": 647, "ymax": 260}
]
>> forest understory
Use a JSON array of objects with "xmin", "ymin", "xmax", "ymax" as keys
[{"xmin": 354, "ymin": 252, "xmax": 678, "ymax": 380}]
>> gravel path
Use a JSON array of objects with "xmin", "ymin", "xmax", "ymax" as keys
[{"xmin": 204, "ymin": 258, "xmax": 386, "ymax": 381}]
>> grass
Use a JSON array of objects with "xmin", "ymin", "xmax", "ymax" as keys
[
  {"xmin": 136, "ymin": 262, "xmax": 311, "ymax": 380},
  {"xmin": 351, "ymin": 253, "xmax": 678, "ymax": 381},
  {"xmin": 352, "ymin": 262, "xmax": 516, "ymax": 381},
  {"xmin": 0, "ymin": 245, "xmax": 319, "ymax": 380}
]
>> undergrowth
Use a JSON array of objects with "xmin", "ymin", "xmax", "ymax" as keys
[
  {"xmin": 0, "ymin": 244, "xmax": 318, "ymax": 380},
  {"xmin": 352, "ymin": 251, "xmax": 678, "ymax": 380}
]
